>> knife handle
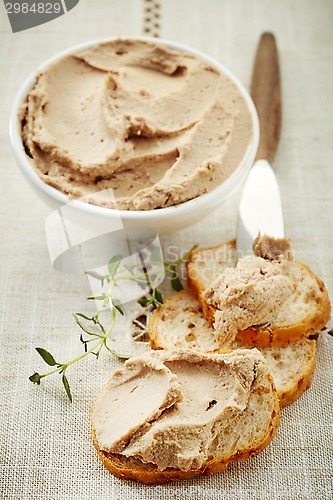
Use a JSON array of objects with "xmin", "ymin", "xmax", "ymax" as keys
[{"xmin": 251, "ymin": 33, "xmax": 281, "ymax": 162}]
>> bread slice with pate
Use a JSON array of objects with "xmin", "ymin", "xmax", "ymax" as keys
[
  {"xmin": 149, "ymin": 289, "xmax": 316, "ymax": 407},
  {"xmin": 187, "ymin": 239, "xmax": 331, "ymax": 347},
  {"xmin": 92, "ymin": 349, "xmax": 280, "ymax": 484}
]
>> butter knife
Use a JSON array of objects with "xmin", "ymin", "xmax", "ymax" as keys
[{"xmin": 236, "ymin": 33, "xmax": 283, "ymax": 259}]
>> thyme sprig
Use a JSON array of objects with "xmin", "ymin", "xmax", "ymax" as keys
[{"xmin": 29, "ymin": 246, "xmax": 197, "ymax": 401}]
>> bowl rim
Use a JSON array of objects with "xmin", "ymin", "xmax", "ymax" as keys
[{"xmin": 9, "ymin": 36, "xmax": 259, "ymax": 221}]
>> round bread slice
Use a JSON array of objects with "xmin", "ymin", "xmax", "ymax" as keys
[
  {"xmin": 187, "ymin": 240, "xmax": 331, "ymax": 347},
  {"xmin": 149, "ymin": 289, "xmax": 317, "ymax": 407},
  {"xmin": 92, "ymin": 349, "xmax": 280, "ymax": 484}
]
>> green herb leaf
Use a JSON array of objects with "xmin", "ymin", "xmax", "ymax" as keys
[
  {"xmin": 137, "ymin": 296, "xmax": 149, "ymax": 306},
  {"xmin": 75, "ymin": 313, "xmax": 94, "ymax": 322},
  {"xmin": 114, "ymin": 352, "xmax": 131, "ymax": 360},
  {"xmin": 94, "ymin": 319, "xmax": 106, "ymax": 335},
  {"xmin": 171, "ymin": 271, "xmax": 184, "ymax": 292},
  {"xmin": 62, "ymin": 373, "xmax": 72, "ymax": 403},
  {"xmin": 85, "ymin": 271, "xmax": 108, "ymax": 281},
  {"xmin": 86, "ymin": 295, "xmax": 106, "ymax": 301},
  {"xmin": 154, "ymin": 289, "xmax": 164, "ymax": 305},
  {"xmin": 73, "ymin": 313, "xmax": 97, "ymax": 336},
  {"xmin": 29, "ymin": 372, "xmax": 41, "ymax": 385},
  {"xmin": 105, "ymin": 344, "xmax": 131, "ymax": 359},
  {"xmin": 113, "ymin": 300, "xmax": 124, "ymax": 316},
  {"xmin": 36, "ymin": 347, "xmax": 57, "ymax": 366},
  {"xmin": 108, "ymin": 255, "xmax": 122, "ymax": 279}
]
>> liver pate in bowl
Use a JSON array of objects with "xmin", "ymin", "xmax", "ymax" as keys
[{"xmin": 10, "ymin": 37, "xmax": 259, "ymax": 233}]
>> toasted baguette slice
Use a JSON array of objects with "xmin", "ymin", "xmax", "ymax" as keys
[
  {"xmin": 187, "ymin": 240, "xmax": 331, "ymax": 347},
  {"xmin": 149, "ymin": 290, "xmax": 317, "ymax": 407},
  {"xmin": 92, "ymin": 349, "xmax": 280, "ymax": 484}
]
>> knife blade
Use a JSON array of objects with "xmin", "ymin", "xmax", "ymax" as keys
[{"xmin": 236, "ymin": 32, "xmax": 283, "ymax": 259}]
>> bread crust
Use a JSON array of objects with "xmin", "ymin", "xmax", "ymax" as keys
[
  {"xmin": 277, "ymin": 341, "xmax": 316, "ymax": 407},
  {"xmin": 92, "ymin": 382, "xmax": 280, "ymax": 485}
]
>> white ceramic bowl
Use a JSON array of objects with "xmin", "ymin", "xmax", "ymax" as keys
[{"xmin": 9, "ymin": 37, "xmax": 259, "ymax": 234}]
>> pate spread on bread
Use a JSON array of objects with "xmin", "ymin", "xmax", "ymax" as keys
[
  {"xmin": 92, "ymin": 349, "xmax": 280, "ymax": 483},
  {"xmin": 203, "ymin": 255, "xmax": 294, "ymax": 344},
  {"xmin": 187, "ymin": 238, "xmax": 330, "ymax": 347}
]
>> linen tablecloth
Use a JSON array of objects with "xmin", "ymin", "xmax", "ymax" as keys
[{"xmin": 1, "ymin": 1, "xmax": 332, "ymax": 498}]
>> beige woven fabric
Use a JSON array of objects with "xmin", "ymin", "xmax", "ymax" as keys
[{"xmin": 0, "ymin": 0, "xmax": 332, "ymax": 498}]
